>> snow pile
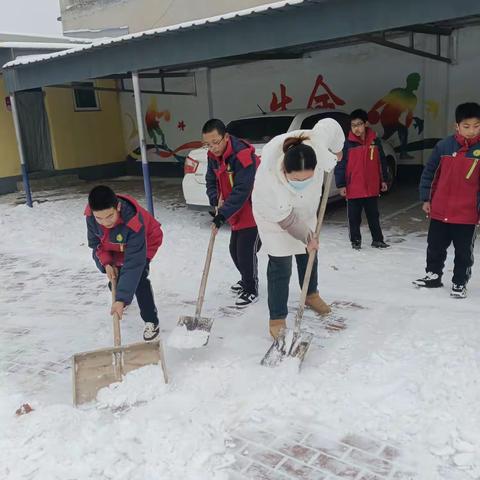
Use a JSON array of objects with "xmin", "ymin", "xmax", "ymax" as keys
[{"xmin": 167, "ymin": 323, "xmax": 210, "ymax": 349}]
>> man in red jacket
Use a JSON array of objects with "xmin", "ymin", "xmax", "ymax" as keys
[
  {"xmin": 414, "ymin": 102, "xmax": 480, "ymax": 298},
  {"xmin": 203, "ymin": 119, "xmax": 261, "ymax": 308},
  {"xmin": 335, "ymin": 109, "xmax": 390, "ymax": 250},
  {"xmin": 86, "ymin": 186, "xmax": 163, "ymax": 340}
]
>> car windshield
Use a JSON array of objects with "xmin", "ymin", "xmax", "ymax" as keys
[{"xmin": 226, "ymin": 116, "xmax": 294, "ymax": 143}]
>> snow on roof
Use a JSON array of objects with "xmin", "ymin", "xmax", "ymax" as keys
[
  {"xmin": 0, "ymin": 31, "xmax": 93, "ymax": 44},
  {"xmin": 3, "ymin": 0, "xmax": 306, "ymax": 69}
]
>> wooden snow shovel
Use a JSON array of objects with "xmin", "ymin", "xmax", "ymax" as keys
[
  {"xmin": 261, "ymin": 170, "xmax": 334, "ymax": 368},
  {"xmin": 72, "ymin": 279, "xmax": 168, "ymax": 406},
  {"xmin": 172, "ymin": 224, "xmax": 216, "ymax": 348}
]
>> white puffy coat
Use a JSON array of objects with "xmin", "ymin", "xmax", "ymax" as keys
[{"xmin": 252, "ymin": 118, "xmax": 345, "ymax": 257}]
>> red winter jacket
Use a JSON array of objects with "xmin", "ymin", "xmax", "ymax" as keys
[
  {"xmin": 419, "ymin": 134, "xmax": 480, "ymax": 225},
  {"xmin": 334, "ymin": 128, "xmax": 388, "ymax": 200},
  {"xmin": 205, "ymin": 136, "xmax": 260, "ymax": 231}
]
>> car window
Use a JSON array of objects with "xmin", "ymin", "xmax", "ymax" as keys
[
  {"xmin": 226, "ymin": 116, "xmax": 294, "ymax": 143},
  {"xmin": 300, "ymin": 112, "xmax": 350, "ymax": 135}
]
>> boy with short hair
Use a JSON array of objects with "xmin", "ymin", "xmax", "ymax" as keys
[
  {"xmin": 414, "ymin": 102, "xmax": 480, "ymax": 298},
  {"xmin": 334, "ymin": 109, "xmax": 390, "ymax": 249},
  {"xmin": 203, "ymin": 118, "xmax": 261, "ymax": 308},
  {"xmin": 85, "ymin": 186, "xmax": 163, "ymax": 340}
]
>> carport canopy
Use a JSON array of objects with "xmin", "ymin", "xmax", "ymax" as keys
[{"xmin": 2, "ymin": 0, "xmax": 480, "ymax": 211}]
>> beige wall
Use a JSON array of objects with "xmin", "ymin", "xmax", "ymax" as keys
[
  {"xmin": 0, "ymin": 76, "xmax": 21, "ymax": 178},
  {"xmin": 44, "ymin": 80, "xmax": 126, "ymax": 170},
  {"xmin": 61, "ymin": 0, "xmax": 271, "ymax": 34}
]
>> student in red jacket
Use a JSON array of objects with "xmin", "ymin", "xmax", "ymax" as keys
[
  {"xmin": 414, "ymin": 102, "xmax": 480, "ymax": 298},
  {"xmin": 204, "ymin": 119, "xmax": 261, "ymax": 308},
  {"xmin": 335, "ymin": 109, "xmax": 390, "ymax": 250},
  {"xmin": 86, "ymin": 186, "xmax": 163, "ymax": 340}
]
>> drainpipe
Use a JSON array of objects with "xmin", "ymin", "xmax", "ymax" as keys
[
  {"xmin": 10, "ymin": 93, "xmax": 32, "ymax": 207},
  {"xmin": 131, "ymin": 71, "xmax": 154, "ymax": 216}
]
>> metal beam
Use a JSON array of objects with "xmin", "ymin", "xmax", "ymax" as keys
[
  {"xmin": 3, "ymin": 0, "xmax": 480, "ymax": 92},
  {"xmin": 362, "ymin": 34, "xmax": 452, "ymax": 63},
  {"xmin": 131, "ymin": 71, "xmax": 154, "ymax": 215}
]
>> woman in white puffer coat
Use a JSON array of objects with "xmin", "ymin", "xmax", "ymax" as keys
[{"xmin": 252, "ymin": 118, "xmax": 345, "ymax": 338}]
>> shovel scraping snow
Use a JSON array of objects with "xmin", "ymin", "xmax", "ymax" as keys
[
  {"xmin": 72, "ymin": 281, "xmax": 168, "ymax": 406},
  {"xmin": 171, "ymin": 225, "xmax": 216, "ymax": 348},
  {"xmin": 261, "ymin": 170, "xmax": 334, "ymax": 368}
]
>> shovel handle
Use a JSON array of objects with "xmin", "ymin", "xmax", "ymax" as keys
[
  {"xmin": 111, "ymin": 278, "xmax": 122, "ymax": 347},
  {"xmin": 294, "ymin": 170, "xmax": 334, "ymax": 330},
  {"xmin": 195, "ymin": 227, "xmax": 216, "ymax": 318}
]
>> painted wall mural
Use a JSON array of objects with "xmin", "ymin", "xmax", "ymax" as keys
[
  {"xmin": 368, "ymin": 73, "xmax": 424, "ymax": 159},
  {"xmin": 269, "ymin": 74, "xmax": 346, "ymax": 112},
  {"xmin": 127, "ymin": 96, "xmax": 202, "ymax": 164}
]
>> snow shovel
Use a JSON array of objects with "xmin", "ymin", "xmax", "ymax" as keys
[
  {"xmin": 72, "ymin": 279, "xmax": 168, "ymax": 406},
  {"xmin": 171, "ymin": 224, "xmax": 217, "ymax": 348},
  {"xmin": 261, "ymin": 170, "xmax": 334, "ymax": 368}
]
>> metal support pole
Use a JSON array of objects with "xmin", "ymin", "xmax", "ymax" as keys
[
  {"xmin": 10, "ymin": 93, "xmax": 32, "ymax": 207},
  {"xmin": 131, "ymin": 71, "xmax": 154, "ymax": 216}
]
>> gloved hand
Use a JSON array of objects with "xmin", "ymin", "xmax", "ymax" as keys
[{"xmin": 212, "ymin": 213, "xmax": 226, "ymax": 229}]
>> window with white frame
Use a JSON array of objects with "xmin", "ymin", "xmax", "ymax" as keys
[{"xmin": 73, "ymin": 82, "xmax": 100, "ymax": 111}]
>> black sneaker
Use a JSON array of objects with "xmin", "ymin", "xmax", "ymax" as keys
[
  {"xmin": 230, "ymin": 281, "xmax": 244, "ymax": 294},
  {"xmin": 412, "ymin": 272, "xmax": 443, "ymax": 288},
  {"xmin": 451, "ymin": 284, "xmax": 467, "ymax": 299},
  {"xmin": 351, "ymin": 240, "xmax": 361, "ymax": 250},
  {"xmin": 235, "ymin": 291, "xmax": 258, "ymax": 308},
  {"xmin": 371, "ymin": 241, "xmax": 390, "ymax": 248},
  {"xmin": 143, "ymin": 322, "xmax": 159, "ymax": 341}
]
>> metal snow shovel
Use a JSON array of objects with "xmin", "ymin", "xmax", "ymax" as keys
[
  {"xmin": 261, "ymin": 170, "xmax": 334, "ymax": 368},
  {"xmin": 72, "ymin": 279, "xmax": 168, "ymax": 406},
  {"xmin": 173, "ymin": 224, "xmax": 217, "ymax": 348}
]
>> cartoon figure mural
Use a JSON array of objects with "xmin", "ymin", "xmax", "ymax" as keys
[
  {"xmin": 127, "ymin": 96, "xmax": 202, "ymax": 164},
  {"xmin": 145, "ymin": 97, "xmax": 170, "ymax": 150},
  {"xmin": 368, "ymin": 73, "xmax": 424, "ymax": 159}
]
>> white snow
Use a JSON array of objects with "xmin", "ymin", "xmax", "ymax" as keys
[
  {"xmin": 167, "ymin": 323, "xmax": 210, "ymax": 349},
  {"xmin": 0, "ymin": 183, "xmax": 479, "ymax": 479}
]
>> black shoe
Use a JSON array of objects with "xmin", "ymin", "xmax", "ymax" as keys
[
  {"xmin": 235, "ymin": 291, "xmax": 259, "ymax": 308},
  {"xmin": 451, "ymin": 284, "xmax": 467, "ymax": 299},
  {"xmin": 230, "ymin": 281, "xmax": 244, "ymax": 294},
  {"xmin": 143, "ymin": 322, "xmax": 159, "ymax": 341},
  {"xmin": 371, "ymin": 241, "xmax": 390, "ymax": 248},
  {"xmin": 351, "ymin": 241, "xmax": 361, "ymax": 250},
  {"xmin": 412, "ymin": 272, "xmax": 443, "ymax": 288}
]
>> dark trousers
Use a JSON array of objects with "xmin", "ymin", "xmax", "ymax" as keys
[
  {"xmin": 347, "ymin": 196, "xmax": 384, "ymax": 243},
  {"xmin": 229, "ymin": 227, "xmax": 261, "ymax": 295},
  {"xmin": 426, "ymin": 219, "xmax": 476, "ymax": 285},
  {"xmin": 115, "ymin": 262, "xmax": 159, "ymax": 325},
  {"xmin": 267, "ymin": 253, "xmax": 318, "ymax": 320}
]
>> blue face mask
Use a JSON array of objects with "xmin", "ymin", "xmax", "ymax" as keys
[{"xmin": 288, "ymin": 177, "xmax": 314, "ymax": 191}]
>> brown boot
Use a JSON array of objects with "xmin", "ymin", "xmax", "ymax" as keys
[
  {"xmin": 269, "ymin": 319, "xmax": 286, "ymax": 339},
  {"xmin": 305, "ymin": 292, "xmax": 331, "ymax": 315}
]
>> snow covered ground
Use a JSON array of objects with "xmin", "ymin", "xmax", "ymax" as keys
[{"xmin": 1, "ymin": 179, "xmax": 479, "ymax": 480}]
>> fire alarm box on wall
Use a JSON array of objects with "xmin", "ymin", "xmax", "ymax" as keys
[{"xmin": 5, "ymin": 97, "xmax": 11, "ymax": 112}]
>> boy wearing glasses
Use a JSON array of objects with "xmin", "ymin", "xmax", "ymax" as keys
[
  {"xmin": 203, "ymin": 118, "xmax": 261, "ymax": 308},
  {"xmin": 335, "ymin": 109, "xmax": 390, "ymax": 250}
]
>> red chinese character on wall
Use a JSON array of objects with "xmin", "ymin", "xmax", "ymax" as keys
[
  {"xmin": 307, "ymin": 75, "xmax": 345, "ymax": 109},
  {"xmin": 270, "ymin": 84, "xmax": 292, "ymax": 112}
]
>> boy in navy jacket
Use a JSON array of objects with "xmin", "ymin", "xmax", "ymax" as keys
[
  {"xmin": 86, "ymin": 186, "xmax": 163, "ymax": 340},
  {"xmin": 413, "ymin": 103, "xmax": 480, "ymax": 298}
]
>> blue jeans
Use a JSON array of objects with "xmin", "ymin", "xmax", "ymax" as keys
[{"xmin": 267, "ymin": 253, "xmax": 318, "ymax": 320}]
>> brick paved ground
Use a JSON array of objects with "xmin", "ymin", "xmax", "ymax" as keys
[{"xmin": 224, "ymin": 421, "xmax": 417, "ymax": 480}]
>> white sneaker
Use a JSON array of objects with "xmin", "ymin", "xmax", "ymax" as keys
[{"xmin": 143, "ymin": 322, "xmax": 159, "ymax": 341}]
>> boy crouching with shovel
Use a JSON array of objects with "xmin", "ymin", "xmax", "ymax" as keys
[{"xmin": 85, "ymin": 185, "xmax": 163, "ymax": 341}]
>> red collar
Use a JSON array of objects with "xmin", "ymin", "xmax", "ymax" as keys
[
  {"xmin": 348, "ymin": 127, "xmax": 377, "ymax": 145},
  {"xmin": 455, "ymin": 133, "xmax": 480, "ymax": 149}
]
